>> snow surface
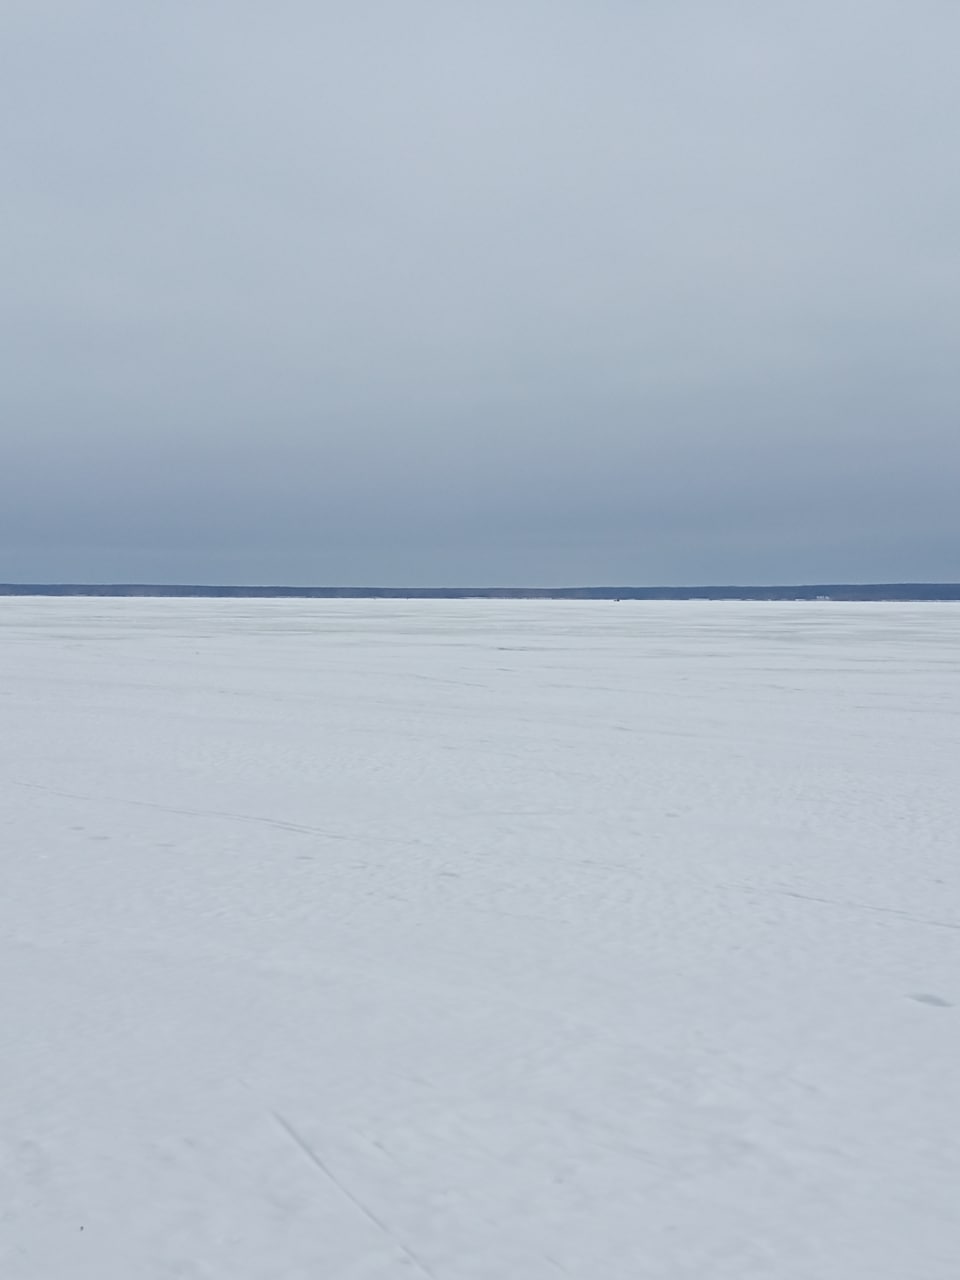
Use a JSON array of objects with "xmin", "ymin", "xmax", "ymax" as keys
[{"xmin": 2, "ymin": 598, "xmax": 959, "ymax": 1279}]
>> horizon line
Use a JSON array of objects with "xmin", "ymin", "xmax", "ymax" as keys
[{"xmin": 3, "ymin": 581, "xmax": 960, "ymax": 601}]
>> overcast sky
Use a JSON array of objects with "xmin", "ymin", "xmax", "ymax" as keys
[{"xmin": 2, "ymin": 1, "xmax": 958, "ymax": 584}]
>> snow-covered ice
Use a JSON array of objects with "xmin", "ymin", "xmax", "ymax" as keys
[{"xmin": 1, "ymin": 598, "xmax": 958, "ymax": 1279}]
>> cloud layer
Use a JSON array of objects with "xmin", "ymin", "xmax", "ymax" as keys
[{"xmin": 3, "ymin": 1, "xmax": 958, "ymax": 583}]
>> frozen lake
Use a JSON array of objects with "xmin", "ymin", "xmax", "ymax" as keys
[{"xmin": 2, "ymin": 599, "xmax": 958, "ymax": 1278}]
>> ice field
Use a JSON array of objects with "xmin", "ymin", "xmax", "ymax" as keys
[{"xmin": 2, "ymin": 598, "xmax": 958, "ymax": 1278}]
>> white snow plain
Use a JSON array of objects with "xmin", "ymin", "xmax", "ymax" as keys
[{"xmin": 1, "ymin": 598, "xmax": 959, "ymax": 1279}]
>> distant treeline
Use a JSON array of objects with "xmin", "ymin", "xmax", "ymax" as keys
[{"xmin": 2, "ymin": 584, "xmax": 960, "ymax": 601}]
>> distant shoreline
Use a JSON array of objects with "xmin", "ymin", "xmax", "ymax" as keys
[{"xmin": 2, "ymin": 584, "xmax": 960, "ymax": 601}]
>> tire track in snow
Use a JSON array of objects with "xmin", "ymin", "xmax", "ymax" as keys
[{"xmin": 268, "ymin": 1110, "xmax": 439, "ymax": 1279}]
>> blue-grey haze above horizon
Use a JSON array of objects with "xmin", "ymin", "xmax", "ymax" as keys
[{"xmin": 2, "ymin": 1, "xmax": 958, "ymax": 586}]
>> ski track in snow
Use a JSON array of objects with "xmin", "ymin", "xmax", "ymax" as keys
[{"xmin": 1, "ymin": 598, "xmax": 959, "ymax": 1278}]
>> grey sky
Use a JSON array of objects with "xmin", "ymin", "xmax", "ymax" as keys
[{"xmin": 2, "ymin": 1, "xmax": 958, "ymax": 584}]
